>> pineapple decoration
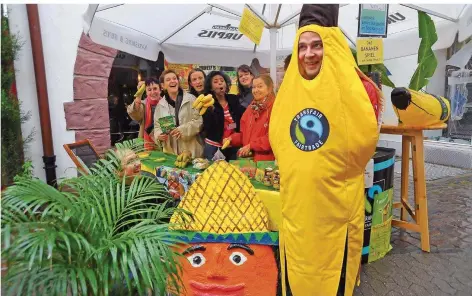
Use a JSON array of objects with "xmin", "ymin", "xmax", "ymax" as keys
[{"xmin": 170, "ymin": 161, "xmax": 279, "ymax": 296}]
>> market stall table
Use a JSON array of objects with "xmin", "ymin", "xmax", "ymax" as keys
[
  {"xmin": 138, "ymin": 151, "xmax": 282, "ymax": 230},
  {"xmin": 380, "ymin": 123, "xmax": 447, "ymax": 252}
]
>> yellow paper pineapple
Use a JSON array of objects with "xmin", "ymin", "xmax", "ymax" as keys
[{"xmin": 170, "ymin": 160, "xmax": 271, "ymax": 235}]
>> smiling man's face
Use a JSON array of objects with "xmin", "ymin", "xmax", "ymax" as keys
[
  {"xmin": 175, "ymin": 242, "xmax": 277, "ymax": 296},
  {"xmin": 298, "ymin": 31, "xmax": 324, "ymax": 80}
]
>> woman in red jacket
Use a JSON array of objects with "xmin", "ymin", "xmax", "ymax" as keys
[{"xmin": 224, "ymin": 75, "xmax": 275, "ymax": 162}]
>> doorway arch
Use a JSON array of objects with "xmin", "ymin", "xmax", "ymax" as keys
[{"xmin": 64, "ymin": 33, "xmax": 117, "ymax": 154}]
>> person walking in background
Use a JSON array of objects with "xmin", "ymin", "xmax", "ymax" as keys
[
  {"xmin": 127, "ymin": 77, "xmax": 161, "ymax": 150},
  {"xmin": 224, "ymin": 75, "xmax": 275, "ymax": 162},
  {"xmin": 154, "ymin": 69, "xmax": 203, "ymax": 158},
  {"xmin": 236, "ymin": 64, "xmax": 255, "ymax": 108},
  {"xmin": 201, "ymin": 70, "xmax": 245, "ymax": 161},
  {"xmin": 187, "ymin": 68, "xmax": 206, "ymax": 97}
]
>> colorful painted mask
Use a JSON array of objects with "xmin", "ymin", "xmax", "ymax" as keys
[{"xmin": 170, "ymin": 161, "xmax": 279, "ymax": 296}]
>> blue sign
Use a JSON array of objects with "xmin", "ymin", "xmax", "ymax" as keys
[{"xmin": 358, "ymin": 4, "xmax": 389, "ymax": 38}]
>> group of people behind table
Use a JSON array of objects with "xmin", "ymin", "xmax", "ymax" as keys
[{"xmin": 127, "ymin": 65, "xmax": 277, "ymax": 162}]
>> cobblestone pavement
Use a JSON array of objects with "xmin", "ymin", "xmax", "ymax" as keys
[{"xmin": 354, "ymin": 172, "xmax": 472, "ymax": 296}]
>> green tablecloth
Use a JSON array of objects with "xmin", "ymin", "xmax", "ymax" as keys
[{"xmin": 140, "ymin": 151, "xmax": 276, "ymax": 191}]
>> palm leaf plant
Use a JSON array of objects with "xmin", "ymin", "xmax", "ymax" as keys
[
  {"xmin": 408, "ymin": 11, "xmax": 438, "ymax": 91},
  {"xmin": 1, "ymin": 140, "xmax": 190, "ymax": 295}
]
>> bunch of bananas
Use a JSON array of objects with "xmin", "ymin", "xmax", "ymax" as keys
[
  {"xmin": 174, "ymin": 151, "xmax": 192, "ymax": 169},
  {"xmin": 192, "ymin": 94, "xmax": 215, "ymax": 115},
  {"xmin": 134, "ymin": 83, "xmax": 146, "ymax": 97}
]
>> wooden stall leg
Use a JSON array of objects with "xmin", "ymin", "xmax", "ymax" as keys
[
  {"xmin": 400, "ymin": 136, "xmax": 411, "ymax": 222},
  {"xmin": 411, "ymin": 132, "xmax": 430, "ymax": 252}
]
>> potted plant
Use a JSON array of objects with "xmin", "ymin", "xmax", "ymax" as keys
[{"xmin": 1, "ymin": 141, "xmax": 188, "ymax": 295}]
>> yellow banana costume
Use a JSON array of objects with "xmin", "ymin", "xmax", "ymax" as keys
[
  {"xmin": 269, "ymin": 24, "xmax": 380, "ymax": 295},
  {"xmin": 391, "ymin": 87, "xmax": 450, "ymax": 126}
]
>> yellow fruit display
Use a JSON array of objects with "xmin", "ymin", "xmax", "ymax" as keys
[{"xmin": 170, "ymin": 160, "xmax": 270, "ymax": 233}]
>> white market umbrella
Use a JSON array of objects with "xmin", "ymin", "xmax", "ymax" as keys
[{"xmin": 83, "ymin": 4, "xmax": 471, "ymax": 83}]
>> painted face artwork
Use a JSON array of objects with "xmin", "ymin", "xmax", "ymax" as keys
[
  {"xmin": 168, "ymin": 161, "xmax": 280, "ymax": 296},
  {"xmin": 177, "ymin": 243, "xmax": 277, "ymax": 296}
]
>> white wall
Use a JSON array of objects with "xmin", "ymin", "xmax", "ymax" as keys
[{"xmin": 8, "ymin": 4, "xmax": 88, "ymax": 182}]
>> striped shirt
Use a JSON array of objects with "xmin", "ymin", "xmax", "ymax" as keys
[{"xmin": 205, "ymin": 103, "xmax": 236, "ymax": 147}]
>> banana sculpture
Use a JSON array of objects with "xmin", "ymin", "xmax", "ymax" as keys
[
  {"xmin": 174, "ymin": 151, "xmax": 192, "ymax": 168},
  {"xmin": 134, "ymin": 83, "xmax": 146, "ymax": 97},
  {"xmin": 391, "ymin": 87, "xmax": 450, "ymax": 126},
  {"xmin": 192, "ymin": 94, "xmax": 214, "ymax": 115}
]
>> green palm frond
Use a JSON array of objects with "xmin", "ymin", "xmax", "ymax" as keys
[
  {"xmin": 409, "ymin": 11, "xmax": 438, "ymax": 91},
  {"xmin": 2, "ymin": 140, "xmax": 188, "ymax": 296}
]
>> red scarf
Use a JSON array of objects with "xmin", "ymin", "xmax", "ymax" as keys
[
  {"xmin": 250, "ymin": 94, "xmax": 274, "ymax": 119},
  {"xmin": 144, "ymin": 97, "xmax": 159, "ymax": 150}
]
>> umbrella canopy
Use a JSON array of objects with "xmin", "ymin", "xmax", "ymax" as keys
[{"xmin": 83, "ymin": 4, "xmax": 471, "ymax": 78}]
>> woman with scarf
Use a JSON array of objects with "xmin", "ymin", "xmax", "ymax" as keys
[
  {"xmin": 237, "ymin": 64, "xmax": 255, "ymax": 108},
  {"xmin": 154, "ymin": 69, "xmax": 203, "ymax": 158},
  {"xmin": 127, "ymin": 77, "xmax": 161, "ymax": 150},
  {"xmin": 223, "ymin": 74, "xmax": 275, "ymax": 162},
  {"xmin": 201, "ymin": 71, "xmax": 245, "ymax": 161}
]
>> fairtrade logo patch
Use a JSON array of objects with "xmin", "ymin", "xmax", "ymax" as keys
[{"xmin": 290, "ymin": 108, "xmax": 330, "ymax": 151}]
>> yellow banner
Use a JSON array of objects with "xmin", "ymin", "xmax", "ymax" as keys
[
  {"xmin": 356, "ymin": 38, "xmax": 384, "ymax": 66},
  {"xmin": 239, "ymin": 7, "xmax": 264, "ymax": 45}
]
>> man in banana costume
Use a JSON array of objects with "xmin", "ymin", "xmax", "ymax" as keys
[{"xmin": 269, "ymin": 4, "xmax": 383, "ymax": 295}]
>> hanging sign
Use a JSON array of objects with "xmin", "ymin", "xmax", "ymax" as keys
[
  {"xmin": 356, "ymin": 38, "xmax": 384, "ymax": 66},
  {"xmin": 239, "ymin": 7, "xmax": 264, "ymax": 45},
  {"xmin": 358, "ymin": 4, "xmax": 389, "ymax": 38}
]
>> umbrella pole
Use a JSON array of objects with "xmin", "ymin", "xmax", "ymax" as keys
[{"xmin": 270, "ymin": 28, "xmax": 277, "ymax": 84}]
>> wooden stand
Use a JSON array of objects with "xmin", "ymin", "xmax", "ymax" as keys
[{"xmin": 380, "ymin": 123, "xmax": 447, "ymax": 252}]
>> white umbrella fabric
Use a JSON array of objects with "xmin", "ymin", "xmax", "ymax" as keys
[{"xmin": 83, "ymin": 4, "xmax": 471, "ymax": 83}]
